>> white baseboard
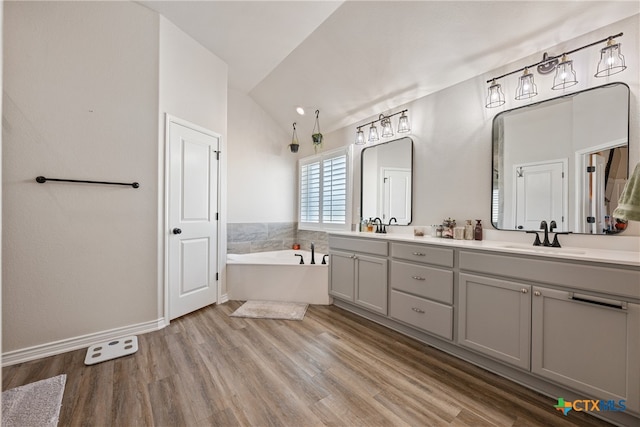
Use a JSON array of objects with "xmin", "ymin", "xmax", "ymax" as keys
[
  {"xmin": 219, "ymin": 293, "xmax": 229, "ymax": 304},
  {"xmin": 2, "ymin": 318, "xmax": 167, "ymax": 367}
]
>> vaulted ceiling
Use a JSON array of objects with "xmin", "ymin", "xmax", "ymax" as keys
[{"xmin": 140, "ymin": 1, "xmax": 639, "ymax": 137}]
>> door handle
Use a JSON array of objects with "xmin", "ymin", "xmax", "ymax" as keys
[{"xmin": 172, "ymin": 228, "xmax": 182, "ymax": 235}]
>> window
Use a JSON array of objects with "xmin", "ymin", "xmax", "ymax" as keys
[{"xmin": 299, "ymin": 147, "xmax": 351, "ymax": 230}]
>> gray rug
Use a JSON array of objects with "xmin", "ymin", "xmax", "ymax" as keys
[
  {"xmin": 230, "ymin": 300, "xmax": 308, "ymax": 320},
  {"xmin": 2, "ymin": 374, "xmax": 66, "ymax": 427}
]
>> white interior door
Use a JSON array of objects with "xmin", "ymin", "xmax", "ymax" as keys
[
  {"xmin": 168, "ymin": 119, "xmax": 219, "ymax": 320},
  {"xmin": 381, "ymin": 168, "xmax": 411, "ymax": 224},
  {"xmin": 515, "ymin": 161, "xmax": 565, "ymax": 231},
  {"xmin": 587, "ymin": 153, "xmax": 606, "ymax": 234}
]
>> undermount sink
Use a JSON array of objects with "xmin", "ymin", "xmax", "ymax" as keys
[{"xmin": 501, "ymin": 244, "xmax": 586, "ymax": 255}]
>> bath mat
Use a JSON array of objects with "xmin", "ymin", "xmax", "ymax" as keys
[
  {"xmin": 2, "ymin": 374, "xmax": 66, "ymax": 427},
  {"xmin": 230, "ymin": 300, "xmax": 308, "ymax": 320}
]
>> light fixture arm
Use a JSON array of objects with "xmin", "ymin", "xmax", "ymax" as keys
[
  {"xmin": 356, "ymin": 109, "xmax": 408, "ymax": 131},
  {"xmin": 486, "ymin": 32, "xmax": 623, "ymax": 84}
]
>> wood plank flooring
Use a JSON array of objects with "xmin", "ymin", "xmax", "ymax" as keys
[{"xmin": 2, "ymin": 301, "xmax": 612, "ymax": 426}]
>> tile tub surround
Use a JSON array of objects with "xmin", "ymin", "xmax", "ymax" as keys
[{"xmin": 227, "ymin": 222, "xmax": 327, "ymax": 254}]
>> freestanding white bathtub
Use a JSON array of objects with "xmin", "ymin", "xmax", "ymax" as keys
[{"xmin": 227, "ymin": 250, "xmax": 331, "ymax": 305}]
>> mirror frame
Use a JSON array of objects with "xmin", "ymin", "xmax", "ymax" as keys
[
  {"xmin": 360, "ymin": 137, "xmax": 414, "ymax": 225},
  {"xmin": 491, "ymin": 82, "xmax": 630, "ymax": 234}
]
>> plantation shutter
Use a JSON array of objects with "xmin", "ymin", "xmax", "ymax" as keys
[
  {"xmin": 300, "ymin": 161, "xmax": 320, "ymax": 223},
  {"xmin": 322, "ymin": 154, "xmax": 347, "ymax": 224},
  {"xmin": 298, "ymin": 147, "xmax": 351, "ymax": 230}
]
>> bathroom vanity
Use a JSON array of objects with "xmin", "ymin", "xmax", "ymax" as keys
[{"xmin": 328, "ymin": 232, "xmax": 640, "ymax": 425}]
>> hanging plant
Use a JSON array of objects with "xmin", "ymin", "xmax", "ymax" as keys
[
  {"xmin": 311, "ymin": 109, "xmax": 323, "ymax": 152},
  {"xmin": 289, "ymin": 122, "xmax": 299, "ymax": 153}
]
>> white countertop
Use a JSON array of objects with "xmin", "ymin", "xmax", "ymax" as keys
[{"xmin": 328, "ymin": 230, "xmax": 640, "ymax": 267}]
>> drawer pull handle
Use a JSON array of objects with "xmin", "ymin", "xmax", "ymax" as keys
[
  {"xmin": 411, "ymin": 307, "xmax": 425, "ymax": 314},
  {"xmin": 568, "ymin": 292, "xmax": 627, "ymax": 310},
  {"xmin": 412, "ymin": 252, "xmax": 425, "ymax": 256},
  {"xmin": 412, "ymin": 276, "xmax": 425, "ymax": 281},
  {"xmin": 351, "ymin": 254, "xmax": 357, "ymax": 259},
  {"xmin": 534, "ymin": 291, "xmax": 541, "ymax": 297},
  {"xmin": 521, "ymin": 288, "xmax": 528, "ymax": 294}
]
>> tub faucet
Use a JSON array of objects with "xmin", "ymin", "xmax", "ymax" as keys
[
  {"xmin": 310, "ymin": 242, "xmax": 316, "ymax": 264},
  {"xmin": 294, "ymin": 253, "xmax": 304, "ymax": 264},
  {"xmin": 322, "ymin": 254, "xmax": 329, "ymax": 265}
]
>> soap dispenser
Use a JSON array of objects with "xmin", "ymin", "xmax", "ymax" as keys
[{"xmin": 474, "ymin": 220, "xmax": 483, "ymax": 241}]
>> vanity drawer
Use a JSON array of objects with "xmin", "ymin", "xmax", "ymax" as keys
[
  {"xmin": 390, "ymin": 261, "xmax": 453, "ymax": 304},
  {"xmin": 390, "ymin": 290, "xmax": 453, "ymax": 340},
  {"xmin": 391, "ymin": 243, "xmax": 453, "ymax": 267},
  {"xmin": 329, "ymin": 236, "xmax": 388, "ymax": 256},
  {"xmin": 459, "ymin": 251, "xmax": 640, "ymax": 300}
]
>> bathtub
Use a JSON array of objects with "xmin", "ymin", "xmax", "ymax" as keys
[{"xmin": 226, "ymin": 250, "xmax": 331, "ymax": 305}]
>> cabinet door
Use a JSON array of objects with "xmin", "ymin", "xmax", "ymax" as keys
[
  {"xmin": 355, "ymin": 254, "xmax": 388, "ymax": 315},
  {"xmin": 458, "ymin": 273, "xmax": 531, "ymax": 370},
  {"xmin": 532, "ymin": 287, "xmax": 640, "ymax": 412},
  {"xmin": 329, "ymin": 251, "xmax": 355, "ymax": 301}
]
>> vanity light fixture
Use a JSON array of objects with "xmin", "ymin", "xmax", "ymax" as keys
[
  {"xmin": 397, "ymin": 111, "xmax": 411, "ymax": 133},
  {"xmin": 485, "ymin": 79, "xmax": 506, "ymax": 108},
  {"xmin": 595, "ymin": 37, "xmax": 627, "ymax": 77},
  {"xmin": 368, "ymin": 123, "xmax": 379, "ymax": 143},
  {"xmin": 485, "ymin": 32, "xmax": 625, "ymax": 108},
  {"xmin": 380, "ymin": 114, "xmax": 394, "ymax": 138},
  {"xmin": 552, "ymin": 54, "xmax": 578, "ymax": 90},
  {"xmin": 355, "ymin": 127, "xmax": 366, "ymax": 145},
  {"xmin": 515, "ymin": 68, "xmax": 538, "ymax": 100},
  {"xmin": 354, "ymin": 109, "xmax": 410, "ymax": 144}
]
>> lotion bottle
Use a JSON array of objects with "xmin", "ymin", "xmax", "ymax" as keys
[{"xmin": 474, "ymin": 219, "xmax": 483, "ymax": 241}]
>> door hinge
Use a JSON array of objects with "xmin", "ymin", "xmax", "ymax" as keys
[
  {"xmin": 587, "ymin": 166, "xmax": 595, "ymax": 173},
  {"xmin": 216, "ymin": 272, "xmax": 219, "ymax": 281},
  {"xmin": 215, "ymin": 212, "xmax": 219, "ymax": 221},
  {"xmin": 213, "ymin": 150, "xmax": 221, "ymax": 160}
]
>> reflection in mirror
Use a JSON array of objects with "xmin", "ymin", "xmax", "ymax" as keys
[
  {"xmin": 492, "ymin": 83, "xmax": 629, "ymax": 234},
  {"xmin": 361, "ymin": 137, "xmax": 413, "ymax": 225}
]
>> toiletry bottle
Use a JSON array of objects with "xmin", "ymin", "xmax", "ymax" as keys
[
  {"xmin": 367, "ymin": 218, "xmax": 374, "ymax": 232},
  {"xmin": 474, "ymin": 219, "xmax": 483, "ymax": 241},
  {"xmin": 464, "ymin": 220, "xmax": 474, "ymax": 240}
]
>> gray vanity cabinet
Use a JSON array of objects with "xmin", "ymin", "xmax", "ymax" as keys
[
  {"xmin": 531, "ymin": 287, "xmax": 640, "ymax": 413},
  {"xmin": 458, "ymin": 274, "xmax": 531, "ymax": 369},
  {"xmin": 329, "ymin": 250, "xmax": 356, "ymax": 301},
  {"xmin": 328, "ymin": 236, "xmax": 388, "ymax": 315},
  {"xmin": 389, "ymin": 243, "xmax": 454, "ymax": 340}
]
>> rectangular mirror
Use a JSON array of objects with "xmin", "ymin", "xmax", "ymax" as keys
[
  {"xmin": 492, "ymin": 83, "xmax": 629, "ymax": 234},
  {"xmin": 361, "ymin": 137, "xmax": 413, "ymax": 225}
]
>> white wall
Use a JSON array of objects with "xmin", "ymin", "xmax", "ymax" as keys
[
  {"xmin": 227, "ymin": 88, "xmax": 295, "ymax": 223},
  {"xmin": 2, "ymin": 1, "xmax": 160, "ymax": 354},
  {"xmin": 324, "ymin": 14, "xmax": 639, "ymax": 246},
  {"xmin": 158, "ymin": 16, "xmax": 228, "ymax": 297}
]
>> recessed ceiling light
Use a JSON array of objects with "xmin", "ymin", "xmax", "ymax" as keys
[{"xmin": 296, "ymin": 107, "xmax": 305, "ymax": 115}]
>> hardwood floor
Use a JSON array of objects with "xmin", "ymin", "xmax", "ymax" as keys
[{"xmin": 3, "ymin": 301, "xmax": 612, "ymax": 426}]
